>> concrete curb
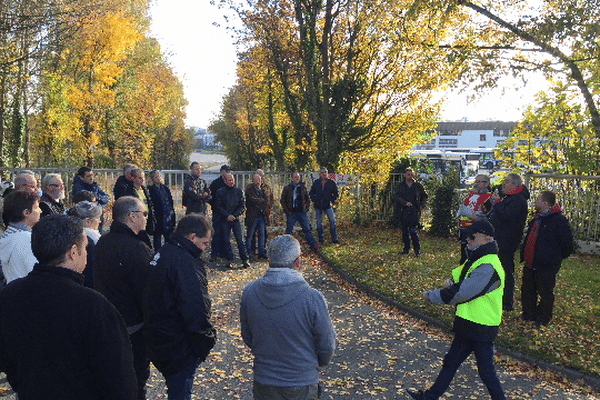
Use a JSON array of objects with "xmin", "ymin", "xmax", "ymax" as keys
[{"xmin": 317, "ymin": 251, "xmax": 600, "ymax": 392}]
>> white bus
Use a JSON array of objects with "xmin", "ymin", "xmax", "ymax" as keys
[{"xmin": 410, "ymin": 150, "xmax": 480, "ymax": 183}]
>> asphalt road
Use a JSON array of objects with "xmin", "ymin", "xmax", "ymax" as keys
[{"xmin": 146, "ymin": 247, "xmax": 599, "ymax": 399}]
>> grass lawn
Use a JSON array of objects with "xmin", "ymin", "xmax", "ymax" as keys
[{"xmin": 318, "ymin": 222, "xmax": 600, "ymax": 379}]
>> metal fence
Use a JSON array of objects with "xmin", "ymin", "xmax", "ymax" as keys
[
  {"xmin": 524, "ymin": 174, "xmax": 600, "ymax": 242},
  {"xmin": 0, "ymin": 168, "xmax": 327, "ymax": 230},
  {"xmin": 2, "ymin": 168, "xmax": 599, "ymax": 244}
]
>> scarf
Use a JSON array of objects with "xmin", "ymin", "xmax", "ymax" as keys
[
  {"xmin": 523, "ymin": 204, "xmax": 562, "ymax": 269},
  {"xmin": 493, "ymin": 184, "xmax": 524, "ymax": 205}
]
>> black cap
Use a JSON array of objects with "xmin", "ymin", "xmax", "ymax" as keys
[
  {"xmin": 220, "ymin": 164, "xmax": 231, "ymax": 171},
  {"xmin": 461, "ymin": 219, "xmax": 495, "ymax": 238}
]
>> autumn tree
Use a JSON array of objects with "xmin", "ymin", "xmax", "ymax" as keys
[
  {"xmin": 214, "ymin": 0, "xmax": 470, "ymax": 172},
  {"xmin": 453, "ymin": 0, "xmax": 600, "ymax": 139},
  {"xmin": 34, "ymin": 10, "xmax": 142, "ymax": 167},
  {"xmin": 496, "ymin": 82, "xmax": 600, "ymax": 175},
  {"xmin": 1, "ymin": 0, "xmax": 148, "ymax": 167}
]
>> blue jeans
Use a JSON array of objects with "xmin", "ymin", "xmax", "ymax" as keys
[
  {"xmin": 401, "ymin": 224, "xmax": 420, "ymax": 254},
  {"xmin": 286, "ymin": 212, "xmax": 317, "ymax": 249},
  {"xmin": 164, "ymin": 358, "xmax": 200, "ymax": 400},
  {"xmin": 315, "ymin": 208, "xmax": 337, "ymax": 243},
  {"xmin": 221, "ymin": 219, "xmax": 248, "ymax": 262},
  {"xmin": 246, "ymin": 216, "xmax": 266, "ymax": 257},
  {"xmin": 424, "ymin": 335, "xmax": 505, "ymax": 400}
]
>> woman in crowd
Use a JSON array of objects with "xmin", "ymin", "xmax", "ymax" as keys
[
  {"xmin": 0, "ymin": 191, "xmax": 41, "ymax": 287},
  {"xmin": 67, "ymin": 201, "xmax": 102, "ymax": 288},
  {"xmin": 148, "ymin": 170, "xmax": 175, "ymax": 251}
]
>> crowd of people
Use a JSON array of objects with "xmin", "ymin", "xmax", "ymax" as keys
[
  {"xmin": 0, "ymin": 163, "xmax": 576, "ymax": 400},
  {"xmin": 395, "ymin": 169, "xmax": 574, "ymax": 400},
  {"xmin": 0, "ymin": 163, "xmax": 341, "ymax": 399}
]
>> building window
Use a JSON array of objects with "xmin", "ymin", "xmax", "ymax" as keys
[
  {"xmin": 439, "ymin": 139, "xmax": 458, "ymax": 145},
  {"xmin": 480, "ymin": 134, "xmax": 486, "ymax": 141}
]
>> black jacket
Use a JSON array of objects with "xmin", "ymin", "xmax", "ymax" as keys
[
  {"xmin": 113, "ymin": 175, "xmax": 134, "ymax": 200},
  {"xmin": 93, "ymin": 221, "xmax": 154, "ymax": 328},
  {"xmin": 488, "ymin": 186, "xmax": 530, "ymax": 254},
  {"xmin": 215, "ymin": 186, "xmax": 245, "ymax": 219},
  {"xmin": 0, "ymin": 264, "xmax": 137, "ymax": 400},
  {"xmin": 520, "ymin": 210, "xmax": 573, "ymax": 272},
  {"xmin": 39, "ymin": 193, "xmax": 65, "ymax": 218},
  {"xmin": 309, "ymin": 178, "xmax": 339, "ymax": 210},
  {"xmin": 208, "ymin": 176, "xmax": 226, "ymax": 209},
  {"xmin": 393, "ymin": 180, "xmax": 428, "ymax": 215},
  {"xmin": 142, "ymin": 233, "xmax": 216, "ymax": 376}
]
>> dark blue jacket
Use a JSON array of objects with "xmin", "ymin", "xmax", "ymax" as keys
[
  {"xmin": 72, "ymin": 174, "xmax": 109, "ymax": 206},
  {"xmin": 148, "ymin": 184, "xmax": 175, "ymax": 235},
  {"xmin": 309, "ymin": 178, "xmax": 339, "ymax": 210},
  {"xmin": 215, "ymin": 186, "xmax": 245, "ymax": 219},
  {"xmin": 143, "ymin": 233, "xmax": 216, "ymax": 376}
]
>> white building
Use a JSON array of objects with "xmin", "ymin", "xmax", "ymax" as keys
[
  {"xmin": 414, "ymin": 121, "xmax": 517, "ymax": 151},
  {"xmin": 193, "ymin": 128, "xmax": 221, "ymax": 148}
]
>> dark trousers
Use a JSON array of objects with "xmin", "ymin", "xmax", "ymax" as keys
[
  {"xmin": 210, "ymin": 213, "xmax": 222, "ymax": 258},
  {"xmin": 497, "ymin": 249, "xmax": 516, "ymax": 311},
  {"xmin": 130, "ymin": 329, "xmax": 150, "ymax": 400},
  {"xmin": 153, "ymin": 230, "xmax": 170, "ymax": 253},
  {"xmin": 521, "ymin": 267, "xmax": 558, "ymax": 324},
  {"xmin": 401, "ymin": 224, "xmax": 420, "ymax": 254},
  {"xmin": 424, "ymin": 335, "xmax": 505, "ymax": 400}
]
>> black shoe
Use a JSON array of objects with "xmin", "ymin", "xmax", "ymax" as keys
[
  {"xmin": 415, "ymin": 252, "xmax": 421, "ymax": 257},
  {"xmin": 258, "ymin": 254, "xmax": 268, "ymax": 260},
  {"xmin": 242, "ymin": 261, "xmax": 251, "ymax": 269},
  {"xmin": 405, "ymin": 388, "xmax": 425, "ymax": 399},
  {"xmin": 503, "ymin": 305, "xmax": 514, "ymax": 312},
  {"xmin": 223, "ymin": 262, "xmax": 232, "ymax": 269},
  {"xmin": 332, "ymin": 240, "xmax": 340, "ymax": 244},
  {"xmin": 532, "ymin": 320, "xmax": 546, "ymax": 328},
  {"xmin": 400, "ymin": 250, "xmax": 410, "ymax": 255}
]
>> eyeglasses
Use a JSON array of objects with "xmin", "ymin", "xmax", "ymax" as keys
[
  {"xmin": 132, "ymin": 210, "xmax": 148, "ymax": 217},
  {"xmin": 48, "ymin": 183, "xmax": 64, "ymax": 188}
]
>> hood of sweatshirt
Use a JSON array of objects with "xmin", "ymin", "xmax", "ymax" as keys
[{"xmin": 256, "ymin": 268, "xmax": 309, "ymax": 309}]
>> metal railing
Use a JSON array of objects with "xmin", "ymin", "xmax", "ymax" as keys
[
  {"xmin": 2, "ymin": 168, "xmax": 598, "ymax": 242},
  {"xmin": 524, "ymin": 174, "xmax": 600, "ymax": 242}
]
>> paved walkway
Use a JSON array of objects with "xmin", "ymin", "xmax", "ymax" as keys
[
  {"xmin": 146, "ymin": 249, "xmax": 598, "ymax": 399},
  {"xmin": 1, "ymin": 248, "xmax": 598, "ymax": 399}
]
